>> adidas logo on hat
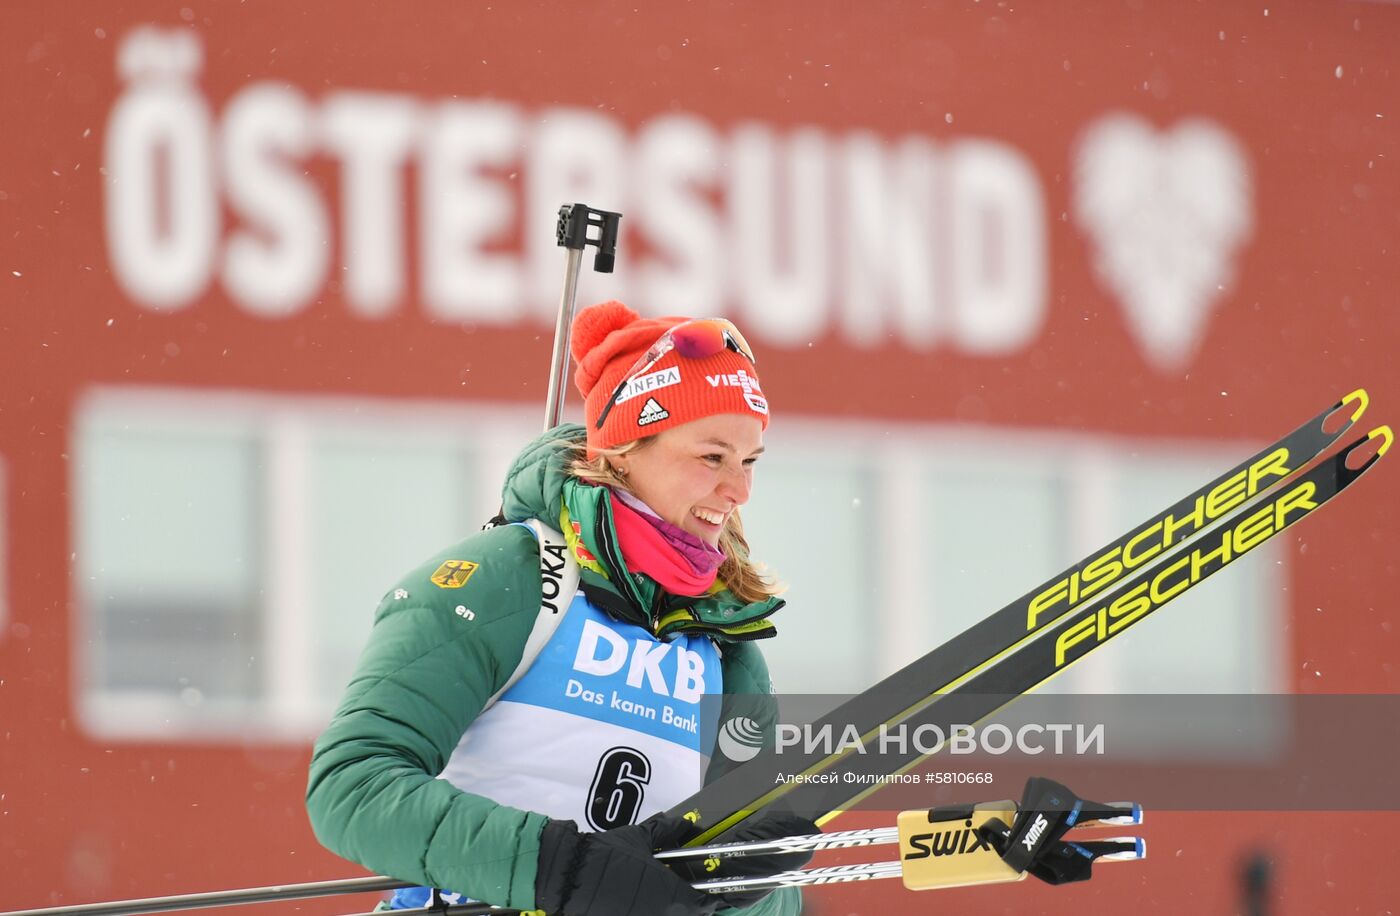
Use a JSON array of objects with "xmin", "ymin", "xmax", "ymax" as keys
[{"xmin": 637, "ymin": 397, "xmax": 670, "ymax": 426}]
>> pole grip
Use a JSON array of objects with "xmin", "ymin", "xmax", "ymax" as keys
[{"xmin": 545, "ymin": 204, "xmax": 622, "ymax": 431}]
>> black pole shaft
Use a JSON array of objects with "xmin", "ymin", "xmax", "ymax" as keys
[
  {"xmin": 1, "ymin": 877, "xmax": 408, "ymax": 916},
  {"xmin": 336, "ymin": 906, "xmax": 509, "ymax": 916},
  {"xmin": 1242, "ymin": 850, "xmax": 1272, "ymax": 916}
]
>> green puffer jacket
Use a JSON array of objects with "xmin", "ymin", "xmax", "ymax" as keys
[{"xmin": 306, "ymin": 425, "xmax": 801, "ymax": 915}]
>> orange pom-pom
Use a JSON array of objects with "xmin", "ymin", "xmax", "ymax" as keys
[{"xmin": 570, "ymin": 300, "xmax": 639, "ymax": 363}]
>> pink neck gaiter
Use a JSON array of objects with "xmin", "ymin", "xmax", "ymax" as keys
[{"xmin": 608, "ymin": 489, "xmax": 724, "ymax": 597}]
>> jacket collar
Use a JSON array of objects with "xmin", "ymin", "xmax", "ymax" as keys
[
  {"xmin": 561, "ymin": 477, "xmax": 783, "ymax": 640},
  {"xmin": 499, "ymin": 424, "xmax": 782, "ymax": 640}
]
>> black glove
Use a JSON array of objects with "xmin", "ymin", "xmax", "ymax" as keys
[
  {"xmin": 1021, "ymin": 838, "xmax": 1098, "ymax": 885},
  {"xmin": 535, "ymin": 812, "xmax": 720, "ymax": 916},
  {"xmin": 667, "ymin": 809, "xmax": 819, "ymax": 910}
]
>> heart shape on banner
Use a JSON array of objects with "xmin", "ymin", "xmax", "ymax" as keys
[{"xmin": 1072, "ymin": 113, "xmax": 1253, "ymax": 372}]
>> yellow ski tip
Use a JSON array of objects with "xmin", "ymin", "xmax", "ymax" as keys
[
  {"xmin": 1342, "ymin": 388, "xmax": 1370, "ymax": 423},
  {"xmin": 1368, "ymin": 425, "xmax": 1393, "ymax": 457}
]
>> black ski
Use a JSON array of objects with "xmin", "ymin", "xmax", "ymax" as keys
[
  {"xmin": 675, "ymin": 391, "xmax": 1376, "ymax": 843},
  {"xmin": 752, "ymin": 425, "xmax": 1391, "ymax": 822}
]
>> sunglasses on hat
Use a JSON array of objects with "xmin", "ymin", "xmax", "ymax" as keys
[{"xmin": 594, "ymin": 318, "xmax": 755, "ymax": 430}]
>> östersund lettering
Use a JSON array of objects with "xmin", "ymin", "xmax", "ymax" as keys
[{"xmin": 106, "ymin": 29, "xmax": 1052, "ymax": 360}]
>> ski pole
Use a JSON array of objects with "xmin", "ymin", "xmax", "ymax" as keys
[
  {"xmin": 322, "ymin": 837, "xmax": 1148, "ymax": 915},
  {"xmin": 692, "ymin": 839, "xmax": 1146, "ymax": 894},
  {"xmin": 545, "ymin": 203, "xmax": 621, "ymax": 431},
  {"xmin": 654, "ymin": 799, "xmax": 1141, "ymax": 862},
  {"xmin": 350, "ymin": 795, "xmax": 1145, "ymax": 911},
  {"xmin": 0, "ymin": 799, "xmax": 1144, "ymax": 916},
  {"xmin": 0, "ymin": 876, "xmax": 411, "ymax": 916}
]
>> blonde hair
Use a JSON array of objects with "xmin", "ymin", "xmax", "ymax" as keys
[{"xmin": 567, "ymin": 440, "xmax": 782, "ymax": 604}]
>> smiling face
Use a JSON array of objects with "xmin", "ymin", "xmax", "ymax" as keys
[{"xmin": 616, "ymin": 413, "xmax": 766, "ymax": 547}]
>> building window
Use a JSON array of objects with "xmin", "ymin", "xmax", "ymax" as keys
[
  {"xmin": 76, "ymin": 423, "xmax": 265, "ymax": 712},
  {"xmin": 749, "ymin": 422, "xmax": 1283, "ymax": 701},
  {"xmin": 73, "ymin": 389, "xmax": 538, "ymax": 740},
  {"xmin": 73, "ymin": 389, "xmax": 1283, "ymax": 744}
]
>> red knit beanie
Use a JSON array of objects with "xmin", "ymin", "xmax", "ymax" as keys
[{"xmin": 571, "ymin": 301, "xmax": 770, "ymax": 456}]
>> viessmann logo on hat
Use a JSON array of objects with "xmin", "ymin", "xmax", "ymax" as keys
[{"xmin": 707, "ymin": 368, "xmax": 768, "ymax": 415}]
